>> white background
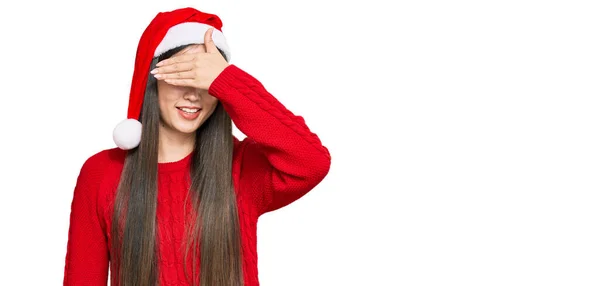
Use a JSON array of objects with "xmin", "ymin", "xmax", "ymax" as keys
[{"xmin": 0, "ymin": 0, "xmax": 599, "ymax": 285}]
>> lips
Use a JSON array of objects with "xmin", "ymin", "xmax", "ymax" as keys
[
  {"xmin": 177, "ymin": 107, "xmax": 201, "ymax": 113},
  {"xmin": 176, "ymin": 106, "xmax": 201, "ymax": 120}
]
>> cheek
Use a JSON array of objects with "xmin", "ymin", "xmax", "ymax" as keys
[
  {"xmin": 157, "ymin": 85, "xmax": 183, "ymax": 110},
  {"xmin": 202, "ymin": 94, "xmax": 219, "ymax": 109},
  {"xmin": 202, "ymin": 94, "xmax": 218, "ymax": 106},
  {"xmin": 157, "ymin": 95, "xmax": 171, "ymax": 116}
]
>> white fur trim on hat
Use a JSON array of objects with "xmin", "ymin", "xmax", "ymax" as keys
[
  {"xmin": 154, "ymin": 22, "xmax": 231, "ymax": 61},
  {"xmin": 113, "ymin": 118, "xmax": 142, "ymax": 150}
]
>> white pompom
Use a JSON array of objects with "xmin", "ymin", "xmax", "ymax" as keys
[{"xmin": 113, "ymin": 118, "xmax": 142, "ymax": 150}]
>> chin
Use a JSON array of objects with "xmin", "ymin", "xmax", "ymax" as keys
[{"xmin": 173, "ymin": 121, "xmax": 202, "ymax": 134}]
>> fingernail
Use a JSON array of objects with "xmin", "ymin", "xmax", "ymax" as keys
[
  {"xmin": 150, "ymin": 68, "xmax": 158, "ymax": 74},
  {"xmin": 156, "ymin": 61, "xmax": 163, "ymax": 67},
  {"xmin": 154, "ymin": 74, "xmax": 162, "ymax": 79}
]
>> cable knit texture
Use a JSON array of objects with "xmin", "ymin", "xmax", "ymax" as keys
[{"xmin": 63, "ymin": 64, "xmax": 331, "ymax": 286}]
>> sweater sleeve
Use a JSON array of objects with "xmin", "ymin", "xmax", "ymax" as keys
[
  {"xmin": 63, "ymin": 153, "xmax": 109, "ymax": 285},
  {"xmin": 209, "ymin": 64, "xmax": 331, "ymax": 215}
]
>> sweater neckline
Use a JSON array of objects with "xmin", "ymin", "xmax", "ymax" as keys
[{"xmin": 158, "ymin": 151, "xmax": 193, "ymax": 173}]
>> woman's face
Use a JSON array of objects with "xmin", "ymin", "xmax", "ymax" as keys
[{"xmin": 156, "ymin": 44, "xmax": 219, "ymax": 136}]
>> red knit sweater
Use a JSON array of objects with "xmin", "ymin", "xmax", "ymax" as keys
[{"xmin": 63, "ymin": 64, "xmax": 331, "ymax": 286}]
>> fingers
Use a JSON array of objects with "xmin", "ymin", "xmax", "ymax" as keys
[
  {"xmin": 163, "ymin": 78, "xmax": 196, "ymax": 87},
  {"xmin": 156, "ymin": 53, "xmax": 195, "ymax": 67},
  {"xmin": 151, "ymin": 61, "xmax": 194, "ymax": 75},
  {"xmin": 153, "ymin": 70, "xmax": 196, "ymax": 80},
  {"xmin": 204, "ymin": 28, "xmax": 219, "ymax": 54}
]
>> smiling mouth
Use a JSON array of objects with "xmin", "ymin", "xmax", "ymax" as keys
[{"xmin": 176, "ymin": 107, "xmax": 201, "ymax": 114}]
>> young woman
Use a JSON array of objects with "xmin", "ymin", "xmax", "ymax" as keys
[{"xmin": 63, "ymin": 7, "xmax": 331, "ymax": 286}]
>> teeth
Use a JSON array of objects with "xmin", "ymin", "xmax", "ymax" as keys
[{"xmin": 180, "ymin": 107, "xmax": 199, "ymax": 113}]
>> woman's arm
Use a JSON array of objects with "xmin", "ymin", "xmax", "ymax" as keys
[
  {"xmin": 63, "ymin": 153, "xmax": 109, "ymax": 285},
  {"xmin": 209, "ymin": 64, "xmax": 331, "ymax": 215}
]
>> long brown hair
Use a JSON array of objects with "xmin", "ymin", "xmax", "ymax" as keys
[{"xmin": 110, "ymin": 44, "xmax": 244, "ymax": 286}]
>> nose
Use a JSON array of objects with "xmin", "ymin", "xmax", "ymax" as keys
[{"xmin": 183, "ymin": 88, "xmax": 201, "ymax": 101}]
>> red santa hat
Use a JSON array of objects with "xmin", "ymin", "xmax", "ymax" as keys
[{"xmin": 112, "ymin": 7, "xmax": 231, "ymax": 150}]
